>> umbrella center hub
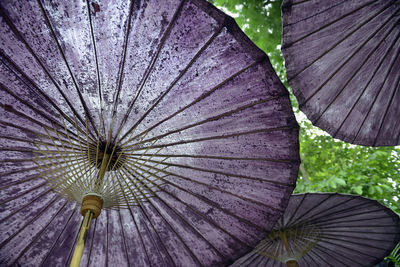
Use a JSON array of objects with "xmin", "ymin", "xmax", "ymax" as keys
[{"xmin": 88, "ymin": 142, "xmax": 126, "ymax": 171}]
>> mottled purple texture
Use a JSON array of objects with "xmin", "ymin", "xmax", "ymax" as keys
[
  {"xmin": 282, "ymin": 0, "xmax": 400, "ymax": 146},
  {"xmin": 231, "ymin": 193, "xmax": 400, "ymax": 267},
  {"xmin": 0, "ymin": 0, "xmax": 299, "ymax": 266}
]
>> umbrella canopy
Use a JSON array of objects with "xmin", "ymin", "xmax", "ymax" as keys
[
  {"xmin": 282, "ymin": 0, "xmax": 400, "ymax": 146},
  {"xmin": 231, "ymin": 193, "xmax": 400, "ymax": 267},
  {"xmin": 0, "ymin": 0, "xmax": 300, "ymax": 266}
]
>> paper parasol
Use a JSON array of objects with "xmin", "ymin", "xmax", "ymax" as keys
[
  {"xmin": 282, "ymin": 0, "xmax": 400, "ymax": 146},
  {"xmin": 0, "ymin": 0, "xmax": 300, "ymax": 266},
  {"xmin": 231, "ymin": 193, "xmax": 400, "ymax": 267}
]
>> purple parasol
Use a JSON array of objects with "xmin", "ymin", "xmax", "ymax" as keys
[
  {"xmin": 231, "ymin": 193, "xmax": 400, "ymax": 267},
  {"xmin": 282, "ymin": 0, "xmax": 400, "ymax": 146},
  {"xmin": 0, "ymin": 0, "xmax": 299, "ymax": 266}
]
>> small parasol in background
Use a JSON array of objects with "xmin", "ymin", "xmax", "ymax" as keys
[
  {"xmin": 282, "ymin": 0, "xmax": 400, "ymax": 146},
  {"xmin": 231, "ymin": 193, "xmax": 400, "ymax": 267},
  {"xmin": 0, "ymin": 0, "xmax": 300, "ymax": 266}
]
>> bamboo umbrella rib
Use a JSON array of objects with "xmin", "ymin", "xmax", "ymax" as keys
[
  {"xmin": 9, "ymin": 200, "xmax": 69, "ymax": 266},
  {"xmin": 0, "ymin": 188, "xmax": 52, "ymax": 224},
  {"xmin": 128, "ymin": 156, "xmax": 293, "ymax": 186},
  {"xmin": 116, "ymin": 169, "xmax": 209, "ymax": 265},
  {"xmin": 84, "ymin": 0, "xmax": 102, "ymax": 121},
  {"xmin": 118, "ymin": 60, "xmax": 261, "ymax": 147},
  {"xmin": 289, "ymin": 201, "xmax": 377, "ymax": 227},
  {"xmin": 300, "ymin": 6, "xmax": 400, "ymax": 108},
  {"xmin": 127, "ymin": 157, "xmax": 284, "ymax": 213},
  {"xmin": 116, "ymin": 210, "xmax": 130, "ymax": 267},
  {"xmin": 0, "ymin": 81, "xmax": 84, "ymax": 143},
  {"xmin": 124, "ymin": 152, "xmax": 295, "ymax": 164},
  {"xmin": 373, "ymin": 61, "xmax": 400, "ymax": 145},
  {"xmin": 333, "ymin": 35, "xmax": 400, "ymax": 138},
  {"xmin": 121, "ymin": 92, "xmax": 284, "ymax": 151},
  {"xmin": 36, "ymin": 0, "xmax": 100, "ymax": 140},
  {"xmin": 353, "ymin": 44, "xmax": 400, "ymax": 143},
  {"xmin": 126, "ymin": 127, "xmax": 294, "ymax": 154},
  {"xmin": 0, "ymin": 7, "xmax": 98, "ymax": 141},
  {"xmin": 117, "ymin": 156, "xmax": 252, "ymax": 248},
  {"xmin": 285, "ymin": 0, "xmax": 393, "ymax": 81},
  {"xmin": 108, "ymin": 0, "xmax": 139, "ymax": 122},
  {"xmin": 115, "ymin": 24, "xmax": 224, "ymax": 147},
  {"xmin": 121, "ymin": 159, "xmax": 267, "ymax": 231},
  {"xmin": 285, "ymin": 194, "xmax": 347, "ymax": 227},
  {"xmin": 113, "ymin": 1, "xmax": 197, "ymax": 146},
  {"xmin": 39, "ymin": 208, "xmax": 78, "ymax": 267},
  {"xmin": 314, "ymin": 23, "xmax": 400, "ymax": 126},
  {"xmin": 0, "ymin": 52, "xmax": 95, "ymax": 143},
  {"xmin": 0, "ymin": 119, "xmax": 81, "ymax": 149},
  {"xmin": 0, "ymin": 195, "xmax": 60, "ymax": 249}
]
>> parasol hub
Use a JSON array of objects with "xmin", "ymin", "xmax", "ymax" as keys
[
  {"xmin": 88, "ymin": 141, "xmax": 126, "ymax": 171},
  {"xmin": 81, "ymin": 194, "xmax": 103, "ymax": 218}
]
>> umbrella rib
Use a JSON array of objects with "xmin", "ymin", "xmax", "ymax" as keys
[
  {"xmin": 0, "ymin": 81, "xmax": 83, "ymax": 143},
  {"xmin": 283, "ymin": 0, "xmax": 353, "ymax": 27},
  {"xmin": 309, "ymin": 207, "xmax": 390, "ymax": 226},
  {"xmin": 317, "ymin": 238, "xmax": 382, "ymax": 259},
  {"xmin": 287, "ymin": 195, "xmax": 356, "ymax": 227},
  {"xmin": 129, "ymin": 127, "xmax": 294, "ymax": 153},
  {"xmin": 122, "ymin": 95, "xmax": 286, "ymax": 150},
  {"xmin": 115, "ymin": 23, "xmax": 224, "ymax": 146},
  {"xmin": 127, "ymin": 156, "xmax": 293, "ymax": 186},
  {"xmin": 129, "ymin": 157, "xmax": 284, "ymax": 213},
  {"xmin": 0, "ymin": 182, "xmax": 48, "ymax": 206},
  {"xmin": 124, "ymin": 207, "xmax": 154, "ymax": 267},
  {"xmin": 307, "ymin": 245, "xmax": 346, "ymax": 267},
  {"xmin": 119, "ymin": 162, "xmax": 250, "ymax": 248},
  {"xmin": 134, "ymin": 205, "xmax": 177, "ymax": 267},
  {"xmin": 114, "ymin": 0, "xmax": 194, "ymax": 144},
  {"xmin": 294, "ymin": 201, "xmax": 375, "ymax": 225},
  {"xmin": 119, "ymin": 60, "xmax": 261, "ymax": 146},
  {"xmin": 121, "ymin": 160, "xmax": 268, "ymax": 231},
  {"xmin": 333, "ymin": 31, "xmax": 400, "ymax": 139},
  {"xmin": 285, "ymin": 193, "xmax": 307, "ymax": 228},
  {"xmin": 352, "ymin": 39, "xmax": 400, "ymax": 143},
  {"xmin": 0, "ymin": 195, "xmax": 60, "ymax": 249},
  {"xmin": 108, "ymin": 0, "xmax": 138, "ymax": 123},
  {"xmin": 372, "ymin": 53, "xmax": 400, "ymax": 145},
  {"xmin": 299, "ymin": 6, "xmax": 400, "ymax": 108},
  {"xmin": 119, "ymin": 164, "xmax": 225, "ymax": 261},
  {"xmin": 36, "ymin": 0, "xmax": 100, "ymax": 140},
  {"xmin": 284, "ymin": 0, "xmax": 390, "ymax": 81},
  {"xmin": 113, "ymin": 171, "xmax": 156, "ymax": 267},
  {"xmin": 9, "ymin": 199, "xmax": 69, "ymax": 266},
  {"xmin": 0, "ymin": 117, "xmax": 80, "ymax": 149},
  {"xmin": 118, "ymin": 166, "xmax": 237, "ymax": 262},
  {"xmin": 313, "ymin": 19, "xmax": 400, "ymax": 125},
  {"xmin": 39, "ymin": 208, "xmax": 78, "ymax": 267},
  {"xmin": 117, "ymin": 210, "xmax": 131, "ymax": 267},
  {"xmin": 0, "ymin": 7, "xmax": 97, "ymax": 141},
  {"xmin": 321, "ymin": 232, "xmax": 399, "ymax": 244},
  {"xmin": 85, "ymin": 0, "xmax": 105, "ymax": 138},
  {"xmin": 85, "ymin": 217, "xmax": 98, "ymax": 267},
  {"xmin": 0, "ymin": 188, "xmax": 52, "ymax": 224},
  {"xmin": 0, "ymin": 54, "xmax": 95, "ymax": 145}
]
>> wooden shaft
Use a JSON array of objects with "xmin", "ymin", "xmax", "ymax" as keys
[
  {"xmin": 70, "ymin": 210, "xmax": 93, "ymax": 267},
  {"xmin": 94, "ymin": 153, "xmax": 110, "ymax": 191},
  {"xmin": 70, "ymin": 154, "xmax": 108, "ymax": 267}
]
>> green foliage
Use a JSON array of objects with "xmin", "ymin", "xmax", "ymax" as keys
[{"xmin": 209, "ymin": 0, "xmax": 286, "ymax": 81}]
